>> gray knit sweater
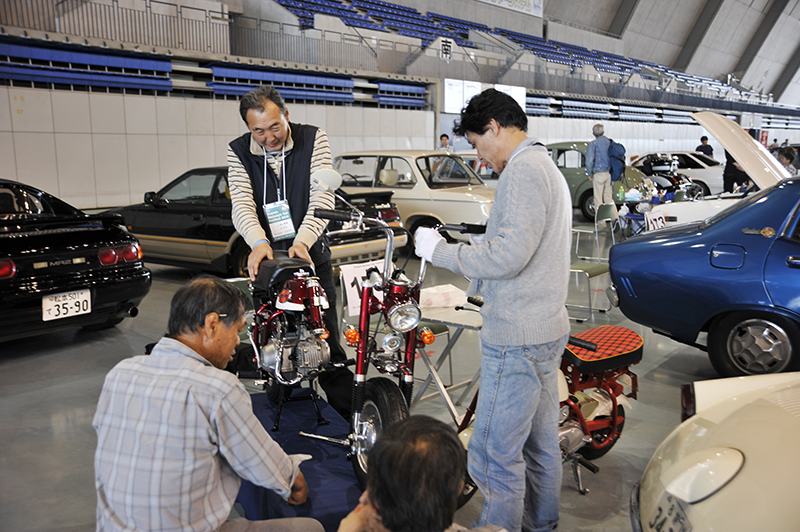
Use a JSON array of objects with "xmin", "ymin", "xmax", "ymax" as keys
[{"xmin": 431, "ymin": 138, "xmax": 572, "ymax": 346}]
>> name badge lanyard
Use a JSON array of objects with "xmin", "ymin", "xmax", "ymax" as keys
[{"xmin": 262, "ymin": 145, "xmax": 296, "ymax": 242}]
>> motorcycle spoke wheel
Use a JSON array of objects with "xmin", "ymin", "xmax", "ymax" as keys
[
  {"xmin": 351, "ymin": 377, "xmax": 408, "ymax": 488},
  {"xmin": 577, "ymin": 405, "xmax": 625, "ymax": 460}
]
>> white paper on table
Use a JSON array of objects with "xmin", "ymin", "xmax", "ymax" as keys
[{"xmin": 420, "ymin": 284, "xmax": 467, "ymax": 309}]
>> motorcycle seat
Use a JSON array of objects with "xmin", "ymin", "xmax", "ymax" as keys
[
  {"xmin": 252, "ymin": 251, "xmax": 315, "ymax": 294},
  {"xmin": 563, "ymin": 325, "xmax": 643, "ymax": 373}
]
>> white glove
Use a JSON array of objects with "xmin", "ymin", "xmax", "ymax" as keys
[
  {"xmin": 469, "ymin": 220, "xmax": 487, "ymax": 245},
  {"xmin": 414, "ymin": 227, "xmax": 445, "ymax": 262}
]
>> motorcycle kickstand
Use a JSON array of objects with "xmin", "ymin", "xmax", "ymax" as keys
[
  {"xmin": 568, "ymin": 453, "xmax": 600, "ymax": 495},
  {"xmin": 307, "ymin": 381, "xmax": 331, "ymax": 427}
]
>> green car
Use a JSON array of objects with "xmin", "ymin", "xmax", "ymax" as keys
[{"xmin": 547, "ymin": 142, "xmax": 647, "ymax": 221}]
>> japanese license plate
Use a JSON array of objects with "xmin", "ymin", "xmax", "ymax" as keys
[
  {"xmin": 646, "ymin": 492, "xmax": 692, "ymax": 532},
  {"xmin": 42, "ymin": 289, "xmax": 91, "ymax": 321}
]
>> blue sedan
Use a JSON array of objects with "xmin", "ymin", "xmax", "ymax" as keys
[{"xmin": 608, "ymin": 178, "xmax": 800, "ymax": 376}]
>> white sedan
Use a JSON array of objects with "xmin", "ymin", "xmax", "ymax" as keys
[
  {"xmin": 631, "ymin": 151, "xmax": 723, "ymax": 195},
  {"xmin": 632, "ymin": 372, "xmax": 800, "ymax": 532},
  {"xmin": 334, "ymin": 150, "xmax": 494, "ymax": 243}
]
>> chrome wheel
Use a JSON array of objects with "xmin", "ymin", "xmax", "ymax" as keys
[{"xmin": 725, "ymin": 318, "xmax": 791, "ymax": 374}]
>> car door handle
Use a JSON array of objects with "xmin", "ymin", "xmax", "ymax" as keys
[
  {"xmin": 787, "ymin": 256, "xmax": 800, "ymax": 267},
  {"xmin": 192, "ymin": 214, "xmax": 204, "ymax": 221}
]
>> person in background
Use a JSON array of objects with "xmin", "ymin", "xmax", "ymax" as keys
[
  {"xmin": 94, "ymin": 276, "xmax": 322, "ymax": 532},
  {"xmin": 777, "ymin": 147, "xmax": 798, "ymax": 176},
  {"xmin": 769, "ymin": 138, "xmax": 779, "ymax": 149},
  {"xmin": 337, "ymin": 416, "xmax": 505, "ymax": 532},
  {"xmin": 439, "ymin": 133, "xmax": 454, "ymax": 152},
  {"xmin": 695, "ymin": 135, "xmax": 713, "ymax": 157},
  {"xmin": 781, "ymin": 139, "xmax": 790, "ymax": 147},
  {"xmin": 586, "ymin": 123, "xmax": 613, "ymax": 211},
  {"xmin": 414, "ymin": 89, "xmax": 571, "ymax": 532},
  {"xmin": 227, "ymin": 85, "xmax": 353, "ymax": 419},
  {"xmin": 723, "ymin": 149, "xmax": 749, "ymax": 193}
]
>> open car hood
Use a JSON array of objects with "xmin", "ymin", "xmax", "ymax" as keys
[{"xmin": 692, "ymin": 111, "xmax": 788, "ymax": 189}]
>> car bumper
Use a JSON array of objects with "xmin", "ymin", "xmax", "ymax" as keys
[
  {"xmin": 630, "ymin": 481, "xmax": 643, "ymax": 532},
  {"xmin": 0, "ymin": 267, "xmax": 152, "ymax": 342}
]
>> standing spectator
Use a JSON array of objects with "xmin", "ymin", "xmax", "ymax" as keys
[
  {"xmin": 781, "ymin": 139, "xmax": 790, "ymax": 147},
  {"xmin": 414, "ymin": 89, "xmax": 571, "ymax": 532},
  {"xmin": 585, "ymin": 124, "xmax": 613, "ymax": 211},
  {"xmin": 439, "ymin": 133, "xmax": 454, "ymax": 152},
  {"xmin": 337, "ymin": 416, "xmax": 506, "ymax": 532},
  {"xmin": 723, "ymin": 150, "xmax": 749, "ymax": 193},
  {"xmin": 94, "ymin": 276, "xmax": 323, "ymax": 532},
  {"xmin": 777, "ymin": 147, "xmax": 798, "ymax": 176},
  {"xmin": 227, "ymin": 85, "xmax": 353, "ymax": 419},
  {"xmin": 769, "ymin": 139, "xmax": 779, "ymax": 149},
  {"xmin": 695, "ymin": 136, "xmax": 714, "ymax": 157}
]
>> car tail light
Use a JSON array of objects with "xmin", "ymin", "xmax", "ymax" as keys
[
  {"xmin": 98, "ymin": 248, "xmax": 119, "ymax": 266},
  {"xmin": 0, "ymin": 259, "xmax": 16, "ymax": 280},
  {"xmin": 680, "ymin": 383, "xmax": 696, "ymax": 421},
  {"xmin": 120, "ymin": 243, "xmax": 142, "ymax": 262},
  {"xmin": 379, "ymin": 208, "xmax": 400, "ymax": 221}
]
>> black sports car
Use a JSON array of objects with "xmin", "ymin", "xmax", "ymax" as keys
[
  {"xmin": 107, "ymin": 167, "xmax": 407, "ymax": 277},
  {"xmin": 0, "ymin": 179, "xmax": 152, "ymax": 343}
]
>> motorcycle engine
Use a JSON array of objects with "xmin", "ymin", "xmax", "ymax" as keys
[
  {"xmin": 257, "ymin": 328, "xmax": 330, "ymax": 380},
  {"xmin": 559, "ymin": 419, "xmax": 588, "ymax": 457}
]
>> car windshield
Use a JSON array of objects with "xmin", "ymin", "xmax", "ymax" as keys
[
  {"xmin": 0, "ymin": 185, "xmax": 80, "ymax": 216},
  {"xmin": 416, "ymin": 155, "xmax": 484, "ymax": 188},
  {"xmin": 692, "ymin": 153, "xmax": 720, "ymax": 166}
]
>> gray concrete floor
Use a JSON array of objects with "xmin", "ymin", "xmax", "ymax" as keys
[{"xmin": 0, "ymin": 217, "xmax": 719, "ymax": 532}]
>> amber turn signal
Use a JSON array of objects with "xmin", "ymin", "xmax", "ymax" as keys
[
  {"xmin": 419, "ymin": 327, "xmax": 436, "ymax": 345},
  {"xmin": 344, "ymin": 327, "xmax": 360, "ymax": 343},
  {"xmin": 319, "ymin": 329, "xmax": 330, "ymax": 340}
]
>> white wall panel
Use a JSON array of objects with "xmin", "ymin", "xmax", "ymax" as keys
[
  {"xmin": 0, "ymin": 132, "xmax": 16, "ymax": 180},
  {"xmin": 157, "ymin": 135, "xmax": 189, "ymax": 188},
  {"xmin": 344, "ymin": 106, "xmax": 364, "ymax": 139},
  {"xmin": 55, "ymin": 133, "xmax": 96, "ymax": 208},
  {"xmin": 14, "ymin": 132, "xmax": 58, "ymax": 194},
  {"xmin": 0, "ymin": 87, "xmax": 11, "ymax": 133},
  {"xmin": 89, "ymin": 93, "xmax": 126, "ymax": 135},
  {"xmin": 187, "ymin": 135, "xmax": 217, "ymax": 169},
  {"xmin": 156, "ymin": 98, "xmax": 187, "ymax": 135},
  {"xmin": 379, "ymin": 108, "xmax": 395, "ymax": 139},
  {"xmin": 9, "ymin": 89, "xmax": 53, "ymax": 133},
  {"xmin": 325, "ymin": 106, "xmax": 347, "ymax": 138},
  {"xmin": 124, "ymin": 95, "xmax": 157, "ymax": 135},
  {"xmin": 287, "ymin": 102, "xmax": 307, "ymax": 125},
  {"xmin": 214, "ymin": 135, "xmax": 233, "ymax": 166},
  {"xmin": 213, "ymin": 99, "xmax": 244, "ymax": 138},
  {"xmin": 92, "ymin": 134, "xmax": 130, "ymax": 207},
  {"xmin": 363, "ymin": 134, "xmax": 381, "ymax": 151},
  {"xmin": 52, "ymin": 92, "xmax": 92, "ymax": 134},
  {"xmin": 126, "ymin": 135, "xmax": 161, "ymax": 199},
  {"xmin": 185, "ymin": 99, "xmax": 214, "ymax": 135}
]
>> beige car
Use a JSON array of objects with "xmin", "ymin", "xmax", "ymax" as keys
[{"xmin": 334, "ymin": 151, "xmax": 494, "ymax": 243}]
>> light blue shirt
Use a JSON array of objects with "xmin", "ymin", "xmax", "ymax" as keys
[{"xmin": 586, "ymin": 135, "xmax": 611, "ymax": 175}]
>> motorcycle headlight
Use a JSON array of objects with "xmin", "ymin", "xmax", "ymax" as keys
[{"xmin": 386, "ymin": 302, "xmax": 421, "ymax": 333}]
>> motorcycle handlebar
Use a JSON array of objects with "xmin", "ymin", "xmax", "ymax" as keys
[
  {"xmin": 314, "ymin": 208, "xmax": 354, "ymax": 222},
  {"xmin": 438, "ymin": 223, "xmax": 487, "ymax": 234}
]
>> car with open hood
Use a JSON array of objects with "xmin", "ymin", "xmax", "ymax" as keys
[
  {"xmin": 333, "ymin": 150, "xmax": 494, "ymax": 243},
  {"xmin": 631, "ymin": 150, "xmax": 723, "ymax": 196},
  {"xmin": 608, "ymin": 111, "xmax": 796, "ymax": 377},
  {"xmin": 631, "ymin": 371, "xmax": 800, "ymax": 532},
  {"xmin": 0, "ymin": 179, "xmax": 151, "ymax": 342}
]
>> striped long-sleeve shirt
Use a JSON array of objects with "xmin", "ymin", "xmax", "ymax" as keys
[{"xmin": 227, "ymin": 126, "xmax": 334, "ymax": 251}]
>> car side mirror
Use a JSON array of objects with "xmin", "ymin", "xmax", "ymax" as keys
[{"xmin": 144, "ymin": 191, "xmax": 158, "ymax": 206}]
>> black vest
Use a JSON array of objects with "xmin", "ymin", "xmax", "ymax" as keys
[{"xmin": 229, "ymin": 123, "xmax": 330, "ymax": 264}]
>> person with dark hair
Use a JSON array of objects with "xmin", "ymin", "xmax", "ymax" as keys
[
  {"xmin": 438, "ymin": 133, "xmax": 454, "ymax": 152},
  {"xmin": 695, "ymin": 135, "xmax": 713, "ymax": 157},
  {"xmin": 337, "ymin": 416, "xmax": 505, "ymax": 532},
  {"xmin": 414, "ymin": 88, "xmax": 571, "ymax": 532},
  {"xmin": 777, "ymin": 147, "xmax": 798, "ymax": 176},
  {"xmin": 585, "ymin": 123, "xmax": 613, "ymax": 211},
  {"xmin": 227, "ymin": 85, "xmax": 353, "ymax": 419},
  {"xmin": 94, "ymin": 275, "xmax": 322, "ymax": 532}
]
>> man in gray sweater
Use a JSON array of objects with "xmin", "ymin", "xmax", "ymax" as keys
[{"xmin": 414, "ymin": 89, "xmax": 572, "ymax": 532}]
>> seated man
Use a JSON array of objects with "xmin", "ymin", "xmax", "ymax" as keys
[
  {"xmin": 93, "ymin": 275, "xmax": 323, "ymax": 532},
  {"xmin": 338, "ymin": 416, "xmax": 505, "ymax": 532}
]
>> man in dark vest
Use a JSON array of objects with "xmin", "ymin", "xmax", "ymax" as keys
[{"xmin": 228, "ymin": 85, "xmax": 353, "ymax": 419}]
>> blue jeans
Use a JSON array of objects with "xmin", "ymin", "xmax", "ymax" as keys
[{"xmin": 468, "ymin": 335, "xmax": 568, "ymax": 532}]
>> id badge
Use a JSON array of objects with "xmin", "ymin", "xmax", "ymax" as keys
[{"xmin": 263, "ymin": 200, "xmax": 296, "ymax": 242}]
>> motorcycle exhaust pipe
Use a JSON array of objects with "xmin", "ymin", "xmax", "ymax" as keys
[{"xmin": 127, "ymin": 306, "xmax": 139, "ymax": 318}]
